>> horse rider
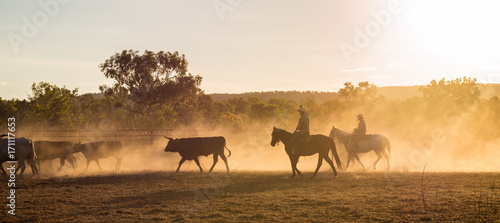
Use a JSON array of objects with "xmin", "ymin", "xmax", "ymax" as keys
[
  {"xmin": 290, "ymin": 105, "xmax": 310, "ymax": 154},
  {"xmin": 352, "ymin": 114, "xmax": 366, "ymax": 152}
]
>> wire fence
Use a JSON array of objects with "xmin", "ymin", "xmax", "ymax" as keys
[{"xmin": 11, "ymin": 127, "xmax": 500, "ymax": 143}]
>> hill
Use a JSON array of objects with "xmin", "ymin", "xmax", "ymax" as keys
[
  {"xmin": 210, "ymin": 84, "xmax": 500, "ymax": 102},
  {"xmin": 210, "ymin": 91, "xmax": 338, "ymax": 104}
]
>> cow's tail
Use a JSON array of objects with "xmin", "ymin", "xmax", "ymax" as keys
[
  {"xmin": 119, "ymin": 142, "xmax": 123, "ymax": 160},
  {"xmin": 330, "ymin": 138, "xmax": 342, "ymax": 170},
  {"xmin": 30, "ymin": 139, "xmax": 37, "ymax": 160},
  {"xmin": 224, "ymin": 141, "xmax": 231, "ymax": 157}
]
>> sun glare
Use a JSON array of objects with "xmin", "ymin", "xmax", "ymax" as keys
[{"xmin": 407, "ymin": 1, "xmax": 500, "ymax": 62}]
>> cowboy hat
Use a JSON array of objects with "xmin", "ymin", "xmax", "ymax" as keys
[
  {"xmin": 357, "ymin": 114, "xmax": 364, "ymax": 118},
  {"xmin": 297, "ymin": 105, "xmax": 307, "ymax": 113}
]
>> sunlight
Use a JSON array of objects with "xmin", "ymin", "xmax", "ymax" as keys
[{"xmin": 407, "ymin": 1, "xmax": 500, "ymax": 61}]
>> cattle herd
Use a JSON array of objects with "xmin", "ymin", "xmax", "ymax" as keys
[
  {"xmin": 0, "ymin": 134, "xmax": 124, "ymax": 176},
  {"xmin": 0, "ymin": 133, "xmax": 236, "ymax": 177}
]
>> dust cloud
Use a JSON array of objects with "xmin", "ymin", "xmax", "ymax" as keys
[{"xmin": 6, "ymin": 98, "xmax": 500, "ymax": 178}]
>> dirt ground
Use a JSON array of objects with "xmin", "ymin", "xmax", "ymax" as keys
[{"xmin": 1, "ymin": 171, "xmax": 499, "ymax": 222}]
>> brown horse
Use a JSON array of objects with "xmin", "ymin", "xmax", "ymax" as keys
[{"xmin": 270, "ymin": 127, "xmax": 342, "ymax": 178}]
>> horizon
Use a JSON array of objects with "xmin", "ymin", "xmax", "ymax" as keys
[{"xmin": 2, "ymin": 1, "xmax": 500, "ymax": 100}]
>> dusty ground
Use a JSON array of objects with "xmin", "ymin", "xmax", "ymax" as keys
[{"xmin": 1, "ymin": 171, "xmax": 499, "ymax": 222}]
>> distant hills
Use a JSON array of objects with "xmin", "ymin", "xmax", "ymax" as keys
[
  {"xmin": 210, "ymin": 91, "xmax": 338, "ymax": 104},
  {"xmin": 210, "ymin": 84, "xmax": 500, "ymax": 102}
]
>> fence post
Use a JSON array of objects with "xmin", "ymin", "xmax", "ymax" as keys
[{"xmin": 150, "ymin": 130, "xmax": 154, "ymax": 145}]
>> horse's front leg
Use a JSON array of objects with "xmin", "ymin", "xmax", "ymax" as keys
[
  {"xmin": 288, "ymin": 155, "xmax": 296, "ymax": 178},
  {"xmin": 353, "ymin": 153, "xmax": 365, "ymax": 171},
  {"xmin": 345, "ymin": 153, "xmax": 352, "ymax": 170},
  {"xmin": 290, "ymin": 155, "xmax": 302, "ymax": 178}
]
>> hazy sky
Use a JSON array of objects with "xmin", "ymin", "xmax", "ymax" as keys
[{"xmin": 1, "ymin": 0, "xmax": 500, "ymax": 99}]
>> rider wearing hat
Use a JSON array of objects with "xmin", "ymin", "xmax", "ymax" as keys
[
  {"xmin": 290, "ymin": 105, "xmax": 310, "ymax": 154},
  {"xmin": 352, "ymin": 114, "xmax": 366, "ymax": 151}
]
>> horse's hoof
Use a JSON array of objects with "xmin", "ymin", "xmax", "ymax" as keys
[{"xmin": 290, "ymin": 175, "xmax": 296, "ymax": 179}]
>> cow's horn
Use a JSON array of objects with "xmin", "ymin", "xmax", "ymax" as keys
[{"xmin": 163, "ymin": 135, "xmax": 173, "ymax": 140}]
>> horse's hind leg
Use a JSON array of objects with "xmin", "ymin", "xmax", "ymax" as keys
[
  {"xmin": 323, "ymin": 155, "xmax": 337, "ymax": 177},
  {"xmin": 353, "ymin": 154, "xmax": 365, "ymax": 171},
  {"xmin": 373, "ymin": 151, "xmax": 382, "ymax": 170},
  {"xmin": 312, "ymin": 155, "xmax": 323, "ymax": 178},
  {"xmin": 382, "ymin": 150, "xmax": 390, "ymax": 171}
]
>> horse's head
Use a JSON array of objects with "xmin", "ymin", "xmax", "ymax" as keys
[
  {"xmin": 271, "ymin": 127, "xmax": 281, "ymax": 147},
  {"xmin": 329, "ymin": 125, "xmax": 338, "ymax": 139}
]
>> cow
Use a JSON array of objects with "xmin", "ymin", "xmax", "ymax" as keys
[
  {"xmin": 73, "ymin": 141, "xmax": 123, "ymax": 171},
  {"xmin": 35, "ymin": 141, "xmax": 77, "ymax": 172},
  {"xmin": 0, "ymin": 134, "xmax": 38, "ymax": 176},
  {"xmin": 163, "ymin": 136, "xmax": 231, "ymax": 173}
]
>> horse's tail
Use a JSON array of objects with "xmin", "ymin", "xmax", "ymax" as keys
[
  {"xmin": 330, "ymin": 138, "xmax": 343, "ymax": 170},
  {"xmin": 385, "ymin": 136, "xmax": 391, "ymax": 158},
  {"xmin": 224, "ymin": 139, "xmax": 231, "ymax": 157}
]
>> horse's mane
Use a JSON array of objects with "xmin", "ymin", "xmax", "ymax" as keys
[
  {"xmin": 332, "ymin": 126, "xmax": 350, "ymax": 135},
  {"xmin": 274, "ymin": 128, "xmax": 292, "ymax": 134}
]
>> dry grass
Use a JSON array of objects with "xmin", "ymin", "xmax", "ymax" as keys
[{"xmin": 1, "ymin": 171, "xmax": 499, "ymax": 222}]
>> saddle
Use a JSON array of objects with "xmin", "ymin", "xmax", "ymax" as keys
[
  {"xmin": 296, "ymin": 135, "xmax": 312, "ymax": 143},
  {"xmin": 359, "ymin": 134, "xmax": 372, "ymax": 142},
  {"xmin": 305, "ymin": 135, "xmax": 312, "ymax": 142}
]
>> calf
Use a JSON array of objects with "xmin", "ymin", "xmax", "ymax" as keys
[{"xmin": 74, "ymin": 141, "xmax": 123, "ymax": 171}]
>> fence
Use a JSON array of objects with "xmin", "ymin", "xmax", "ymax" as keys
[{"xmin": 17, "ymin": 129, "xmax": 233, "ymax": 143}]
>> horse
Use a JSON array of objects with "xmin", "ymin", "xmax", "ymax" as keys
[
  {"xmin": 329, "ymin": 126, "xmax": 391, "ymax": 171},
  {"xmin": 270, "ymin": 127, "xmax": 342, "ymax": 178}
]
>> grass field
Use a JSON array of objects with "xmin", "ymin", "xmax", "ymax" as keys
[{"xmin": 1, "ymin": 171, "xmax": 499, "ymax": 222}]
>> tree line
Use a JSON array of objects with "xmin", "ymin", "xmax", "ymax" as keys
[{"xmin": 1, "ymin": 50, "xmax": 499, "ymax": 148}]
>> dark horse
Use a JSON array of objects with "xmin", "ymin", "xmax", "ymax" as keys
[{"xmin": 270, "ymin": 127, "xmax": 342, "ymax": 178}]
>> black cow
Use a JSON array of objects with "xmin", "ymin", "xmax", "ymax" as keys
[
  {"xmin": 35, "ymin": 141, "xmax": 77, "ymax": 172},
  {"xmin": 163, "ymin": 136, "xmax": 231, "ymax": 172},
  {"xmin": 0, "ymin": 134, "xmax": 38, "ymax": 176},
  {"xmin": 74, "ymin": 141, "xmax": 123, "ymax": 171}
]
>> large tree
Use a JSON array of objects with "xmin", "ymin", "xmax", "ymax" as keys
[
  {"xmin": 99, "ymin": 50, "xmax": 202, "ymax": 118},
  {"xmin": 419, "ymin": 77, "xmax": 481, "ymax": 106}
]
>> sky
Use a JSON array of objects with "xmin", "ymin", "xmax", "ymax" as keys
[{"xmin": 1, "ymin": 0, "xmax": 500, "ymax": 99}]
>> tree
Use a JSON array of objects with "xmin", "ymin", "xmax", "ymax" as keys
[
  {"xmin": 29, "ymin": 82, "xmax": 78, "ymax": 129},
  {"xmin": 249, "ymin": 102, "xmax": 278, "ymax": 122},
  {"xmin": 338, "ymin": 81, "xmax": 379, "ymax": 102},
  {"xmin": 99, "ymin": 50, "xmax": 202, "ymax": 118},
  {"xmin": 419, "ymin": 77, "xmax": 481, "ymax": 107}
]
